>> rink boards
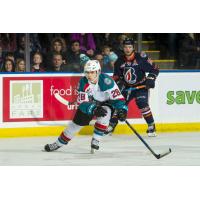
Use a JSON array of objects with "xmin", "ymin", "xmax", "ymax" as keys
[{"xmin": 0, "ymin": 71, "xmax": 200, "ymax": 137}]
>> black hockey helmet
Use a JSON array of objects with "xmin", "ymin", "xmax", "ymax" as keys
[{"xmin": 123, "ymin": 38, "xmax": 134, "ymax": 46}]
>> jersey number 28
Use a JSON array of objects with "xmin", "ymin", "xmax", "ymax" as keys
[{"xmin": 111, "ymin": 89, "xmax": 121, "ymax": 98}]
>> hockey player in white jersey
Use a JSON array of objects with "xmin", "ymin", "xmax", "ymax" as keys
[{"xmin": 44, "ymin": 60, "xmax": 128, "ymax": 152}]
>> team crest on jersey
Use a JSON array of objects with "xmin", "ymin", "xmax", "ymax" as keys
[
  {"xmin": 123, "ymin": 67, "xmax": 137, "ymax": 84},
  {"xmin": 104, "ymin": 77, "xmax": 112, "ymax": 85}
]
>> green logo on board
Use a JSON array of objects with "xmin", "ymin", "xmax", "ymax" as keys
[{"xmin": 167, "ymin": 91, "xmax": 200, "ymax": 105}]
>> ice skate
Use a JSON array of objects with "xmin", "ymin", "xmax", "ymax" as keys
[
  {"xmin": 147, "ymin": 124, "xmax": 157, "ymax": 137},
  {"xmin": 90, "ymin": 138, "xmax": 99, "ymax": 154},
  {"xmin": 44, "ymin": 142, "xmax": 61, "ymax": 152}
]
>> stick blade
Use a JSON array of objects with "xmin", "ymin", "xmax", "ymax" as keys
[{"xmin": 156, "ymin": 148, "xmax": 172, "ymax": 159}]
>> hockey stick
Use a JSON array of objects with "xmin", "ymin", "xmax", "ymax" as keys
[
  {"xmin": 124, "ymin": 85, "xmax": 146, "ymax": 101},
  {"xmin": 125, "ymin": 85, "xmax": 146, "ymax": 91},
  {"xmin": 54, "ymin": 86, "xmax": 146, "ymax": 107},
  {"xmin": 125, "ymin": 120, "xmax": 171, "ymax": 159}
]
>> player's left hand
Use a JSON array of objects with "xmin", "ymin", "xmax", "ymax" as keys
[
  {"xmin": 145, "ymin": 75, "xmax": 156, "ymax": 89},
  {"xmin": 93, "ymin": 106, "xmax": 107, "ymax": 117},
  {"xmin": 117, "ymin": 108, "xmax": 128, "ymax": 122}
]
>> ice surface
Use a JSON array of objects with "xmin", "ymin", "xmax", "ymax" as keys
[{"xmin": 0, "ymin": 132, "xmax": 199, "ymax": 166}]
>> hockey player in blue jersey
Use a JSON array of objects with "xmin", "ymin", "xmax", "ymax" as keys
[
  {"xmin": 107, "ymin": 38, "xmax": 159, "ymax": 137},
  {"xmin": 44, "ymin": 60, "xmax": 128, "ymax": 152}
]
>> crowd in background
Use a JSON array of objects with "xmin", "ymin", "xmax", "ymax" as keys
[{"xmin": 1, "ymin": 33, "xmax": 200, "ymax": 73}]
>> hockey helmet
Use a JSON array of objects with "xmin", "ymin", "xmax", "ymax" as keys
[
  {"xmin": 84, "ymin": 60, "xmax": 101, "ymax": 83},
  {"xmin": 123, "ymin": 38, "xmax": 134, "ymax": 46},
  {"xmin": 84, "ymin": 60, "xmax": 101, "ymax": 73}
]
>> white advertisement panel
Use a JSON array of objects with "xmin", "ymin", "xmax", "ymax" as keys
[{"xmin": 154, "ymin": 72, "xmax": 200, "ymax": 123}]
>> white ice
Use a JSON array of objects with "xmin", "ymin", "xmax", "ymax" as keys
[{"xmin": 0, "ymin": 132, "xmax": 199, "ymax": 166}]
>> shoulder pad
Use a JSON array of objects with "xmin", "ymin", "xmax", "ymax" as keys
[
  {"xmin": 135, "ymin": 51, "xmax": 149, "ymax": 62},
  {"xmin": 78, "ymin": 77, "xmax": 88, "ymax": 91},
  {"xmin": 99, "ymin": 73, "xmax": 114, "ymax": 91}
]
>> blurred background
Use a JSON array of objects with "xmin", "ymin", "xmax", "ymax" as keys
[{"xmin": 1, "ymin": 33, "xmax": 200, "ymax": 73}]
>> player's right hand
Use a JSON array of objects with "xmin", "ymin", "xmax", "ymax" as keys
[
  {"xmin": 93, "ymin": 106, "xmax": 107, "ymax": 117},
  {"xmin": 117, "ymin": 108, "xmax": 128, "ymax": 122}
]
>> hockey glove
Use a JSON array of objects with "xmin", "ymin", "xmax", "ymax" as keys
[
  {"xmin": 145, "ymin": 74, "xmax": 156, "ymax": 89},
  {"xmin": 93, "ymin": 106, "xmax": 107, "ymax": 117},
  {"xmin": 117, "ymin": 108, "xmax": 128, "ymax": 122}
]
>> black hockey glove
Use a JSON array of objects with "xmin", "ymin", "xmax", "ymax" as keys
[
  {"xmin": 145, "ymin": 74, "xmax": 156, "ymax": 89},
  {"xmin": 117, "ymin": 108, "xmax": 128, "ymax": 122},
  {"xmin": 93, "ymin": 106, "xmax": 107, "ymax": 117}
]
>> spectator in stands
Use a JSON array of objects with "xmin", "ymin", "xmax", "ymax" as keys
[
  {"xmin": 0, "ymin": 52, "xmax": 15, "ymax": 71},
  {"xmin": 95, "ymin": 53, "xmax": 103, "ymax": 69},
  {"xmin": 67, "ymin": 40, "xmax": 83, "ymax": 72},
  {"xmin": 44, "ymin": 37, "xmax": 67, "ymax": 70},
  {"xmin": 178, "ymin": 33, "xmax": 200, "ymax": 68},
  {"xmin": 0, "ymin": 46, "xmax": 3, "ymax": 69},
  {"xmin": 124, "ymin": 33, "xmax": 137, "ymax": 41},
  {"xmin": 1, "ymin": 59, "xmax": 15, "ymax": 72},
  {"xmin": 14, "ymin": 35, "xmax": 25, "ymax": 60},
  {"xmin": 30, "ymin": 34, "xmax": 42, "ymax": 53},
  {"xmin": 0, "ymin": 34, "xmax": 17, "ymax": 52},
  {"xmin": 37, "ymin": 34, "xmax": 52, "ymax": 54},
  {"xmin": 15, "ymin": 58, "xmax": 26, "ymax": 72},
  {"xmin": 49, "ymin": 53, "xmax": 66, "ymax": 72},
  {"xmin": 5, "ymin": 52, "xmax": 15, "ymax": 63},
  {"xmin": 102, "ymin": 45, "xmax": 118, "ymax": 72},
  {"xmin": 70, "ymin": 34, "xmax": 96, "ymax": 57},
  {"xmin": 32, "ymin": 52, "xmax": 45, "ymax": 72},
  {"xmin": 113, "ymin": 34, "xmax": 127, "ymax": 57},
  {"xmin": 94, "ymin": 33, "xmax": 118, "ymax": 53}
]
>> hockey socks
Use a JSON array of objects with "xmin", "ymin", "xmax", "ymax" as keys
[
  {"xmin": 57, "ymin": 122, "xmax": 82, "ymax": 146},
  {"xmin": 140, "ymin": 106, "xmax": 154, "ymax": 125},
  {"xmin": 44, "ymin": 122, "xmax": 82, "ymax": 152},
  {"xmin": 91, "ymin": 123, "xmax": 107, "ymax": 150},
  {"xmin": 57, "ymin": 131, "xmax": 71, "ymax": 145},
  {"xmin": 147, "ymin": 123, "xmax": 156, "ymax": 137}
]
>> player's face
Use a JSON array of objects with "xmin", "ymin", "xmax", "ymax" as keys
[
  {"xmin": 123, "ymin": 45, "xmax": 134, "ymax": 56},
  {"xmin": 85, "ymin": 71, "xmax": 98, "ymax": 83}
]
